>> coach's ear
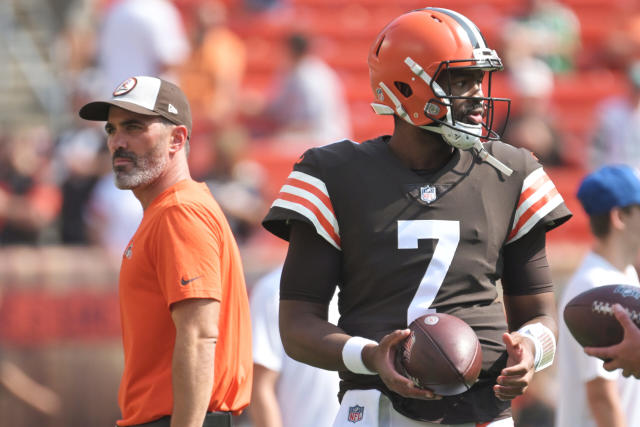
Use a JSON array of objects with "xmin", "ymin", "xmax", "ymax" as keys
[{"xmin": 169, "ymin": 125, "xmax": 189, "ymax": 154}]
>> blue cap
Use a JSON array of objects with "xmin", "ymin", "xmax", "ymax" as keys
[{"xmin": 577, "ymin": 165, "xmax": 640, "ymax": 215}]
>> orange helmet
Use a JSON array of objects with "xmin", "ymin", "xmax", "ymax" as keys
[{"xmin": 368, "ymin": 7, "xmax": 510, "ymax": 149}]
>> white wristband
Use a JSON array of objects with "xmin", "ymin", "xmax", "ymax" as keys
[
  {"xmin": 517, "ymin": 322, "xmax": 556, "ymax": 372},
  {"xmin": 342, "ymin": 336, "xmax": 378, "ymax": 375}
]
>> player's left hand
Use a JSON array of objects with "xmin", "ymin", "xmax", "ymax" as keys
[{"xmin": 493, "ymin": 332, "xmax": 535, "ymax": 401}]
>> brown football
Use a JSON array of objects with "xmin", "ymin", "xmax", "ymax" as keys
[
  {"xmin": 563, "ymin": 284, "xmax": 640, "ymax": 348},
  {"xmin": 398, "ymin": 313, "xmax": 482, "ymax": 396}
]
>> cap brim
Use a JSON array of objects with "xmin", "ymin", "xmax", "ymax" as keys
[{"xmin": 79, "ymin": 100, "xmax": 161, "ymax": 121}]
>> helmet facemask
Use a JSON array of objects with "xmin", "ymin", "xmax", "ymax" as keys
[
  {"xmin": 368, "ymin": 8, "xmax": 515, "ymax": 175},
  {"xmin": 406, "ymin": 51, "xmax": 511, "ymax": 150}
]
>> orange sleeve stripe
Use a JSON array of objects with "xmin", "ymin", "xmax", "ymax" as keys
[
  {"xmin": 277, "ymin": 192, "xmax": 341, "ymax": 247},
  {"xmin": 516, "ymin": 173, "xmax": 550, "ymax": 209},
  {"xmin": 508, "ymin": 187, "xmax": 560, "ymax": 240},
  {"xmin": 286, "ymin": 177, "xmax": 335, "ymax": 215}
]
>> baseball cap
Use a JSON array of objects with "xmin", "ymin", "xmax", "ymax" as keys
[
  {"xmin": 577, "ymin": 165, "xmax": 640, "ymax": 215},
  {"xmin": 79, "ymin": 76, "xmax": 192, "ymax": 136}
]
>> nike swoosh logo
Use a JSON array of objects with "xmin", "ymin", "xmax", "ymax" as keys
[{"xmin": 180, "ymin": 276, "xmax": 201, "ymax": 286}]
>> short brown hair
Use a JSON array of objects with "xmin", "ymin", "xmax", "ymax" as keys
[
  {"xmin": 589, "ymin": 205, "xmax": 637, "ymax": 238},
  {"xmin": 159, "ymin": 117, "xmax": 190, "ymax": 156}
]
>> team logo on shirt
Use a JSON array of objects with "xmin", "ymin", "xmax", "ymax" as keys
[
  {"xmin": 420, "ymin": 185, "xmax": 437, "ymax": 203},
  {"xmin": 347, "ymin": 405, "xmax": 364, "ymax": 423},
  {"xmin": 124, "ymin": 242, "xmax": 133, "ymax": 259}
]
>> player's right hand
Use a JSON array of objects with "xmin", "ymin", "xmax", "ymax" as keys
[
  {"xmin": 362, "ymin": 329, "xmax": 442, "ymax": 400},
  {"xmin": 584, "ymin": 304, "xmax": 640, "ymax": 378}
]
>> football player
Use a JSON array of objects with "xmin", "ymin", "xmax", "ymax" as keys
[{"xmin": 263, "ymin": 7, "xmax": 571, "ymax": 426}]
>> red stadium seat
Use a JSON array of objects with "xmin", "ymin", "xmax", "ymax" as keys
[{"xmin": 218, "ymin": 0, "xmax": 629, "ymax": 248}]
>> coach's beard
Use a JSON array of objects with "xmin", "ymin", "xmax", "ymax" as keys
[{"xmin": 112, "ymin": 145, "xmax": 167, "ymax": 190}]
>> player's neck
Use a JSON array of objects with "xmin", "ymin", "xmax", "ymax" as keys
[
  {"xmin": 593, "ymin": 236, "xmax": 636, "ymax": 272},
  {"xmin": 388, "ymin": 123, "xmax": 454, "ymax": 170}
]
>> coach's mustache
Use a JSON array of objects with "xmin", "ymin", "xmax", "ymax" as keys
[{"xmin": 112, "ymin": 149, "xmax": 137, "ymax": 165}]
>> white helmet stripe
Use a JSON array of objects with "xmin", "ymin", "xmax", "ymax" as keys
[
  {"xmin": 426, "ymin": 7, "xmax": 487, "ymax": 49},
  {"xmin": 378, "ymin": 81, "xmax": 414, "ymax": 124},
  {"xmin": 404, "ymin": 57, "xmax": 446, "ymax": 97}
]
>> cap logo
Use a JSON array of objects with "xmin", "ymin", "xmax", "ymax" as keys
[
  {"xmin": 113, "ymin": 77, "xmax": 137, "ymax": 97},
  {"xmin": 168, "ymin": 103, "xmax": 178, "ymax": 114}
]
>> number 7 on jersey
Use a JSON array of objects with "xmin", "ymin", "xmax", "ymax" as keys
[{"xmin": 398, "ymin": 220, "xmax": 460, "ymax": 325}]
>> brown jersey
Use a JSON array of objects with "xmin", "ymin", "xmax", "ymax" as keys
[{"xmin": 263, "ymin": 136, "xmax": 571, "ymax": 423}]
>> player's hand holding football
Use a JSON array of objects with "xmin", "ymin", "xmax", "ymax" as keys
[
  {"xmin": 362, "ymin": 329, "xmax": 441, "ymax": 401},
  {"xmin": 493, "ymin": 332, "xmax": 535, "ymax": 401},
  {"xmin": 584, "ymin": 304, "xmax": 640, "ymax": 378}
]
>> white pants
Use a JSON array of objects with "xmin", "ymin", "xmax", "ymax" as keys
[{"xmin": 332, "ymin": 389, "xmax": 514, "ymax": 427}]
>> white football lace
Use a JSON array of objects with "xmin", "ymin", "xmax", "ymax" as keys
[{"xmin": 592, "ymin": 301, "xmax": 640, "ymax": 324}]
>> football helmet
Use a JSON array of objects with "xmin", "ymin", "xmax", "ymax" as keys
[{"xmin": 368, "ymin": 7, "xmax": 511, "ymax": 163}]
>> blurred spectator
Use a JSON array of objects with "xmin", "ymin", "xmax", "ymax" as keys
[
  {"xmin": 54, "ymin": 0, "xmax": 100, "ymax": 80},
  {"xmin": 0, "ymin": 359, "xmax": 61, "ymax": 417},
  {"xmin": 247, "ymin": 32, "xmax": 352, "ymax": 149},
  {"xmin": 502, "ymin": 0, "xmax": 581, "ymax": 74},
  {"xmin": 56, "ymin": 143, "xmax": 105, "ymax": 245},
  {"xmin": 249, "ymin": 265, "xmax": 340, "ymax": 427},
  {"xmin": 599, "ymin": 10, "xmax": 640, "ymax": 70},
  {"xmin": 96, "ymin": 0, "xmax": 190, "ymax": 91},
  {"xmin": 179, "ymin": 1, "xmax": 246, "ymax": 127},
  {"xmin": 0, "ymin": 127, "xmax": 61, "ymax": 245},
  {"xmin": 201, "ymin": 127, "xmax": 267, "ymax": 245},
  {"xmin": 590, "ymin": 60, "xmax": 640, "ymax": 170},
  {"xmin": 245, "ymin": 0, "xmax": 283, "ymax": 13},
  {"xmin": 502, "ymin": 57, "xmax": 565, "ymax": 166},
  {"xmin": 54, "ymin": 81, "xmax": 108, "ymax": 244},
  {"xmin": 0, "ymin": 272, "xmax": 61, "ymax": 423}
]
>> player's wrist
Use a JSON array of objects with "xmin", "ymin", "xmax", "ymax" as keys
[
  {"xmin": 342, "ymin": 336, "xmax": 378, "ymax": 375},
  {"xmin": 517, "ymin": 322, "xmax": 556, "ymax": 372}
]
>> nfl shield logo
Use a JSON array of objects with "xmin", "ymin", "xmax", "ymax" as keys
[
  {"xmin": 347, "ymin": 405, "xmax": 364, "ymax": 423},
  {"xmin": 420, "ymin": 185, "xmax": 437, "ymax": 203}
]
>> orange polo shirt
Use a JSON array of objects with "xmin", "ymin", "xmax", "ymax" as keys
[{"xmin": 116, "ymin": 180, "xmax": 252, "ymax": 426}]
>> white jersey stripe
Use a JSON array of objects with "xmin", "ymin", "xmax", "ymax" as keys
[
  {"xmin": 522, "ymin": 167, "xmax": 547, "ymax": 190},
  {"xmin": 507, "ymin": 194, "xmax": 564, "ymax": 244},
  {"xmin": 289, "ymin": 171, "xmax": 329, "ymax": 197},
  {"xmin": 280, "ymin": 184, "xmax": 339, "ymax": 236},
  {"xmin": 271, "ymin": 199, "xmax": 341, "ymax": 250}
]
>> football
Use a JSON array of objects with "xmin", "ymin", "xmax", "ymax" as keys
[
  {"xmin": 563, "ymin": 284, "xmax": 640, "ymax": 348},
  {"xmin": 398, "ymin": 313, "xmax": 482, "ymax": 396}
]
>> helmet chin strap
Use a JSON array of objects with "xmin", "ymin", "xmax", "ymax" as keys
[
  {"xmin": 472, "ymin": 140, "xmax": 514, "ymax": 176},
  {"xmin": 421, "ymin": 122, "xmax": 514, "ymax": 176}
]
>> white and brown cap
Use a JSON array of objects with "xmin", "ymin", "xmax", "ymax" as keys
[{"xmin": 79, "ymin": 76, "xmax": 192, "ymax": 136}]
